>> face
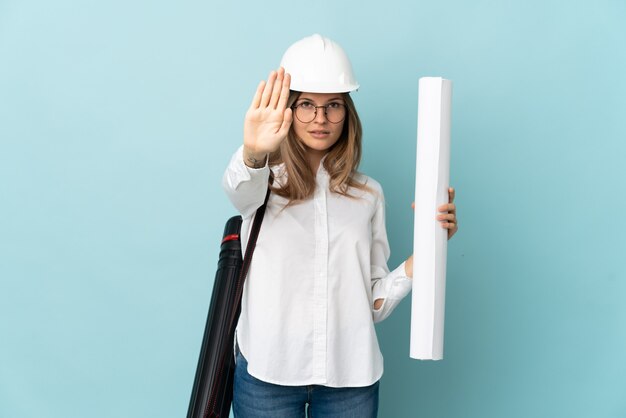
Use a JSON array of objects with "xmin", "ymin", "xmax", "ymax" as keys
[{"xmin": 292, "ymin": 93, "xmax": 346, "ymax": 155}]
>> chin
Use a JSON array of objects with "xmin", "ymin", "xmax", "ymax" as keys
[
  {"xmin": 304, "ymin": 138, "xmax": 340, "ymax": 152},
  {"xmin": 311, "ymin": 143, "xmax": 332, "ymax": 151}
]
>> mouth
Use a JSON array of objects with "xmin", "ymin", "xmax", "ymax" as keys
[{"xmin": 309, "ymin": 130, "xmax": 331, "ymax": 139}]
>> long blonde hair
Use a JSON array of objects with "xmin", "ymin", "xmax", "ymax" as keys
[{"xmin": 268, "ymin": 91, "xmax": 371, "ymax": 204}]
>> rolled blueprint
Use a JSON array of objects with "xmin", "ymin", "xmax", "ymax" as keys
[{"xmin": 410, "ymin": 77, "xmax": 452, "ymax": 360}]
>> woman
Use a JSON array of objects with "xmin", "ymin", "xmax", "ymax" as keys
[{"xmin": 222, "ymin": 34, "xmax": 458, "ymax": 418}]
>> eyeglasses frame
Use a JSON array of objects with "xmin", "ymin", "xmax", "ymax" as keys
[{"xmin": 290, "ymin": 102, "xmax": 347, "ymax": 124}]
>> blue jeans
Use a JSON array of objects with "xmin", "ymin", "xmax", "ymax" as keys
[{"xmin": 232, "ymin": 345, "xmax": 379, "ymax": 418}]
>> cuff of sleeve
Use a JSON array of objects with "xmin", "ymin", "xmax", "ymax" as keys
[
  {"xmin": 372, "ymin": 261, "xmax": 413, "ymax": 303},
  {"xmin": 389, "ymin": 262, "xmax": 413, "ymax": 300},
  {"xmin": 388, "ymin": 261, "xmax": 413, "ymax": 300}
]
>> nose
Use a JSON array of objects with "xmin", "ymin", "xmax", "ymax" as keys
[{"xmin": 313, "ymin": 106, "xmax": 328, "ymax": 123}]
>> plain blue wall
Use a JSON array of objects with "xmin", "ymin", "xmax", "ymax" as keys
[{"xmin": 1, "ymin": 1, "xmax": 625, "ymax": 417}]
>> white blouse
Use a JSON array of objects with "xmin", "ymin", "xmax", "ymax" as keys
[{"xmin": 222, "ymin": 146, "xmax": 413, "ymax": 388}]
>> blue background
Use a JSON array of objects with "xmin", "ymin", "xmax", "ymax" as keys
[{"xmin": 1, "ymin": 1, "xmax": 625, "ymax": 417}]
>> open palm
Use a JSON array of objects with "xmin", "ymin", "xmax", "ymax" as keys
[{"xmin": 244, "ymin": 67, "xmax": 293, "ymax": 155}]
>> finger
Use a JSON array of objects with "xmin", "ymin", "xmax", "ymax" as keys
[
  {"xmin": 260, "ymin": 70, "xmax": 277, "ymax": 108},
  {"xmin": 436, "ymin": 214, "xmax": 456, "ymax": 221},
  {"xmin": 449, "ymin": 187, "xmax": 455, "ymax": 203},
  {"xmin": 440, "ymin": 221, "xmax": 456, "ymax": 229},
  {"xmin": 438, "ymin": 219, "xmax": 457, "ymax": 228},
  {"xmin": 411, "ymin": 202, "xmax": 415, "ymax": 210},
  {"xmin": 437, "ymin": 203, "xmax": 456, "ymax": 213},
  {"xmin": 276, "ymin": 72, "xmax": 292, "ymax": 110},
  {"xmin": 277, "ymin": 108, "xmax": 293, "ymax": 137},
  {"xmin": 250, "ymin": 80, "xmax": 265, "ymax": 110},
  {"xmin": 269, "ymin": 68, "xmax": 284, "ymax": 109}
]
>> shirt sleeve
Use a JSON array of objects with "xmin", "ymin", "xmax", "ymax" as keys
[
  {"xmin": 222, "ymin": 145, "xmax": 270, "ymax": 219},
  {"xmin": 369, "ymin": 188, "xmax": 413, "ymax": 323}
]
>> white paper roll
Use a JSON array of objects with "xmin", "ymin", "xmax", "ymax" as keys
[{"xmin": 410, "ymin": 77, "xmax": 452, "ymax": 360}]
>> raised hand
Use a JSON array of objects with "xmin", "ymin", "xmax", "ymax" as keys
[{"xmin": 243, "ymin": 67, "xmax": 293, "ymax": 168}]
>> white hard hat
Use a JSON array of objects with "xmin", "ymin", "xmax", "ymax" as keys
[{"xmin": 279, "ymin": 34, "xmax": 359, "ymax": 93}]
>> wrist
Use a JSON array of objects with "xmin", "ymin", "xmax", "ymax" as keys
[
  {"xmin": 243, "ymin": 146, "xmax": 268, "ymax": 168},
  {"xmin": 404, "ymin": 256, "xmax": 414, "ymax": 278}
]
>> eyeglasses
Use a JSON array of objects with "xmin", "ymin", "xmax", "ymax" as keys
[{"xmin": 291, "ymin": 101, "xmax": 346, "ymax": 124}]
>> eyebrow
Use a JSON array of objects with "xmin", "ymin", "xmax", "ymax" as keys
[{"xmin": 297, "ymin": 96, "xmax": 344, "ymax": 104}]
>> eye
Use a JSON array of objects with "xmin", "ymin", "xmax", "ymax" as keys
[
  {"xmin": 327, "ymin": 102, "xmax": 343, "ymax": 109},
  {"xmin": 298, "ymin": 101, "xmax": 315, "ymax": 109}
]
